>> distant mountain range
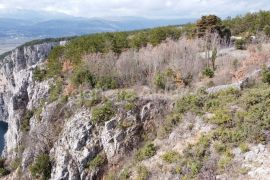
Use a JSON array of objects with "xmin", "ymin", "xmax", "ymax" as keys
[{"xmin": 0, "ymin": 9, "xmax": 195, "ymax": 39}]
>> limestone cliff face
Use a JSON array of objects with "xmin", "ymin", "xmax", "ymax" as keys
[
  {"xmin": 0, "ymin": 42, "xmax": 60, "ymax": 158},
  {"xmin": 0, "ymin": 42, "xmax": 171, "ymax": 179}
]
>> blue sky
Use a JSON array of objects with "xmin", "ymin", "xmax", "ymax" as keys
[{"xmin": 0, "ymin": 0, "xmax": 269, "ymax": 19}]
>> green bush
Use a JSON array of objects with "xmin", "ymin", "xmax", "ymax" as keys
[
  {"xmin": 235, "ymin": 39, "xmax": 246, "ymax": 50},
  {"xmin": 71, "ymin": 67, "xmax": 96, "ymax": 87},
  {"xmin": 175, "ymin": 95, "xmax": 203, "ymax": 114},
  {"xmin": 239, "ymin": 143, "xmax": 250, "ymax": 153},
  {"xmin": 119, "ymin": 168, "xmax": 130, "ymax": 180},
  {"xmin": 124, "ymin": 102, "xmax": 136, "ymax": 111},
  {"xmin": 135, "ymin": 143, "xmax": 157, "ymax": 161},
  {"xmin": 21, "ymin": 110, "xmax": 34, "ymax": 132},
  {"xmin": 0, "ymin": 168, "xmax": 9, "ymax": 177},
  {"xmin": 154, "ymin": 73, "xmax": 166, "ymax": 90},
  {"xmin": 162, "ymin": 151, "xmax": 181, "ymax": 163},
  {"xmin": 264, "ymin": 25, "xmax": 270, "ymax": 37},
  {"xmin": 96, "ymin": 76, "xmax": 118, "ymax": 90},
  {"xmin": 158, "ymin": 113, "xmax": 182, "ymax": 138},
  {"xmin": 88, "ymin": 154, "xmax": 106, "ymax": 170},
  {"xmin": 49, "ymin": 78, "xmax": 63, "ymax": 102},
  {"xmin": 10, "ymin": 158, "xmax": 21, "ymax": 170},
  {"xmin": 0, "ymin": 158, "xmax": 9, "ymax": 177},
  {"xmin": 117, "ymin": 90, "xmax": 136, "ymax": 101},
  {"xmin": 149, "ymin": 28, "xmax": 167, "ymax": 46},
  {"xmin": 212, "ymin": 128, "xmax": 245, "ymax": 144},
  {"xmin": 202, "ymin": 67, "xmax": 214, "ymax": 78},
  {"xmin": 213, "ymin": 141, "xmax": 227, "ymax": 153},
  {"xmin": 80, "ymin": 91, "xmax": 102, "ymax": 108},
  {"xmin": 136, "ymin": 165, "xmax": 149, "ymax": 180},
  {"xmin": 47, "ymin": 46, "xmax": 65, "ymax": 77},
  {"xmin": 92, "ymin": 101, "xmax": 115, "ymax": 123},
  {"xmin": 262, "ymin": 66, "xmax": 270, "ymax": 84},
  {"xmin": 180, "ymin": 135, "xmax": 211, "ymax": 177},
  {"xmin": 130, "ymin": 32, "xmax": 148, "ymax": 50},
  {"xmin": 208, "ymin": 109, "xmax": 232, "ymax": 125},
  {"xmin": 29, "ymin": 154, "xmax": 51, "ymax": 180},
  {"xmin": 111, "ymin": 32, "xmax": 129, "ymax": 54},
  {"xmin": 218, "ymin": 150, "xmax": 234, "ymax": 172},
  {"xmin": 33, "ymin": 67, "xmax": 47, "ymax": 82}
]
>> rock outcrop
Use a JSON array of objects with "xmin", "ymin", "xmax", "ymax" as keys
[
  {"xmin": 0, "ymin": 42, "xmax": 60, "ymax": 158},
  {"xmin": 0, "ymin": 42, "xmax": 172, "ymax": 179}
]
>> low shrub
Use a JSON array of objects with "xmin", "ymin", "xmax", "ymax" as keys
[
  {"xmin": 10, "ymin": 158, "xmax": 21, "ymax": 170},
  {"xmin": 162, "ymin": 151, "xmax": 181, "ymax": 163},
  {"xmin": 29, "ymin": 154, "xmax": 51, "ymax": 180},
  {"xmin": 119, "ymin": 168, "xmax": 130, "ymax": 180},
  {"xmin": 0, "ymin": 168, "xmax": 9, "ymax": 177},
  {"xmin": 92, "ymin": 101, "xmax": 115, "ymax": 123},
  {"xmin": 212, "ymin": 128, "xmax": 245, "ymax": 145},
  {"xmin": 21, "ymin": 110, "xmax": 34, "ymax": 132},
  {"xmin": 239, "ymin": 143, "xmax": 250, "ymax": 153},
  {"xmin": 262, "ymin": 66, "xmax": 270, "ymax": 84},
  {"xmin": 180, "ymin": 135, "xmax": 211, "ymax": 177},
  {"xmin": 213, "ymin": 141, "xmax": 227, "ymax": 154},
  {"xmin": 235, "ymin": 39, "xmax": 246, "ymax": 50},
  {"xmin": 80, "ymin": 91, "xmax": 102, "ymax": 108},
  {"xmin": 154, "ymin": 73, "xmax": 166, "ymax": 90},
  {"xmin": 208, "ymin": 109, "xmax": 232, "ymax": 125},
  {"xmin": 135, "ymin": 143, "xmax": 157, "ymax": 161},
  {"xmin": 157, "ymin": 113, "xmax": 182, "ymax": 138},
  {"xmin": 136, "ymin": 165, "xmax": 149, "ymax": 180},
  {"xmin": 218, "ymin": 150, "xmax": 234, "ymax": 172},
  {"xmin": 174, "ymin": 95, "xmax": 204, "ymax": 114},
  {"xmin": 264, "ymin": 25, "xmax": 270, "ymax": 37},
  {"xmin": 117, "ymin": 90, "xmax": 136, "ymax": 101},
  {"xmin": 33, "ymin": 67, "xmax": 47, "ymax": 82},
  {"xmin": 96, "ymin": 76, "xmax": 118, "ymax": 90},
  {"xmin": 88, "ymin": 154, "xmax": 106, "ymax": 170},
  {"xmin": 202, "ymin": 68, "xmax": 214, "ymax": 78},
  {"xmin": 124, "ymin": 102, "xmax": 136, "ymax": 111},
  {"xmin": 49, "ymin": 78, "xmax": 63, "ymax": 102},
  {"xmin": 0, "ymin": 158, "xmax": 9, "ymax": 177},
  {"xmin": 71, "ymin": 67, "xmax": 95, "ymax": 87},
  {"xmin": 47, "ymin": 46, "xmax": 65, "ymax": 77}
]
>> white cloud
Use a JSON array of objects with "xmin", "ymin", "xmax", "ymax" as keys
[
  {"xmin": 0, "ymin": 0, "xmax": 269, "ymax": 18},
  {"xmin": 0, "ymin": 3, "xmax": 5, "ymax": 9}
]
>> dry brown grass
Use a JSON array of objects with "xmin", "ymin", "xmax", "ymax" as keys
[
  {"xmin": 233, "ymin": 44, "xmax": 270, "ymax": 81},
  {"xmin": 64, "ymin": 83, "xmax": 75, "ymax": 96},
  {"xmin": 62, "ymin": 60, "xmax": 74, "ymax": 73}
]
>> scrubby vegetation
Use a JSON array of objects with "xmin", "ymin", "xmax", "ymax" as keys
[
  {"xmin": 202, "ymin": 68, "xmax": 215, "ymax": 78},
  {"xmin": 235, "ymin": 39, "xmax": 246, "ymax": 50},
  {"xmin": 262, "ymin": 66, "xmax": 270, "ymax": 84},
  {"xmin": 136, "ymin": 165, "xmax": 149, "ymax": 180},
  {"xmin": 29, "ymin": 154, "xmax": 51, "ymax": 180},
  {"xmin": 91, "ymin": 101, "xmax": 115, "ymax": 123},
  {"xmin": 162, "ymin": 151, "xmax": 181, "ymax": 163},
  {"xmin": 88, "ymin": 154, "xmax": 106, "ymax": 170},
  {"xmin": 33, "ymin": 67, "xmax": 47, "ymax": 82},
  {"xmin": 0, "ymin": 158, "xmax": 9, "ymax": 177},
  {"xmin": 223, "ymin": 10, "xmax": 270, "ymax": 35},
  {"xmin": 21, "ymin": 110, "xmax": 34, "ymax": 132},
  {"xmin": 154, "ymin": 82, "xmax": 270, "ymax": 178},
  {"xmin": 135, "ymin": 143, "xmax": 157, "ymax": 161},
  {"xmin": 49, "ymin": 78, "xmax": 63, "ymax": 102}
]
